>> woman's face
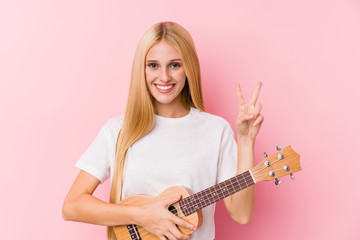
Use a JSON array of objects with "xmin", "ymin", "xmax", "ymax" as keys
[{"xmin": 145, "ymin": 39, "xmax": 186, "ymax": 110}]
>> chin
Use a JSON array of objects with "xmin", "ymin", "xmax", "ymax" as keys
[{"xmin": 155, "ymin": 99, "xmax": 175, "ymax": 105}]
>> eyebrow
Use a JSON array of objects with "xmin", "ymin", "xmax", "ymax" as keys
[{"xmin": 146, "ymin": 59, "xmax": 182, "ymax": 63}]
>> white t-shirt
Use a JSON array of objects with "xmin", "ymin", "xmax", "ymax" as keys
[{"xmin": 75, "ymin": 107, "xmax": 238, "ymax": 240}]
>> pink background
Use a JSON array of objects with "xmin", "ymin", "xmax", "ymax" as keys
[{"xmin": 1, "ymin": 0, "xmax": 359, "ymax": 239}]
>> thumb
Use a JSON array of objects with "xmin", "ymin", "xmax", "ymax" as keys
[{"xmin": 164, "ymin": 194, "xmax": 182, "ymax": 206}]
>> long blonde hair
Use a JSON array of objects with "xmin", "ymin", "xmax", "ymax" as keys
[{"xmin": 108, "ymin": 21, "xmax": 205, "ymax": 239}]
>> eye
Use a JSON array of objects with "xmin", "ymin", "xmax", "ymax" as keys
[
  {"xmin": 148, "ymin": 63, "xmax": 158, "ymax": 68},
  {"xmin": 170, "ymin": 63, "xmax": 181, "ymax": 68}
]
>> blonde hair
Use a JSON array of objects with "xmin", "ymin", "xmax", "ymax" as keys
[{"xmin": 108, "ymin": 21, "xmax": 205, "ymax": 239}]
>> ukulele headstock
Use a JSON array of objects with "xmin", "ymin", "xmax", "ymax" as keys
[{"xmin": 251, "ymin": 145, "xmax": 301, "ymax": 184}]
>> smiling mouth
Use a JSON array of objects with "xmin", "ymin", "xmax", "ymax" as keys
[{"xmin": 155, "ymin": 84, "xmax": 175, "ymax": 90}]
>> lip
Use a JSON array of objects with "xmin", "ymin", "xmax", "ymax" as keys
[
  {"xmin": 154, "ymin": 83, "xmax": 175, "ymax": 93},
  {"xmin": 155, "ymin": 83, "xmax": 175, "ymax": 86}
]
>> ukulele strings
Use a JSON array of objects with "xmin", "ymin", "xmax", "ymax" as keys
[{"xmin": 252, "ymin": 158, "xmax": 283, "ymax": 175}]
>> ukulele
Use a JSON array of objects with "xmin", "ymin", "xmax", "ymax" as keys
[{"xmin": 113, "ymin": 145, "xmax": 301, "ymax": 240}]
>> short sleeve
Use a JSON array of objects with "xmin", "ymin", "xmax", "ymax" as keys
[
  {"xmin": 75, "ymin": 120, "xmax": 113, "ymax": 183},
  {"xmin": 217, "ymin": 122, "xmax": 238, "ymax": 183}
]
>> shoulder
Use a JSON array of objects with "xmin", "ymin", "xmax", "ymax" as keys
[
  {"xmin": 193, "ymin": 108, "xmax": 233, "ymax": 130},
  {"xmin": 104, "ymin": 115, "xmax": 124, "ymax": 128},
  {"xmin": 100, "ymin": 115, "xmax": 124, "ymax": 140}
]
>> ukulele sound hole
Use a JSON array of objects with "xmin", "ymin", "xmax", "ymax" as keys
[{"xmin": 168, "ymin": 205, "xmax": 178, "ymax": 217}]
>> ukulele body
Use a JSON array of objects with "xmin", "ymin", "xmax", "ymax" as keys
[{"xmin": 113, "ymin": 186, "xmax": 203, "ymax": 240}]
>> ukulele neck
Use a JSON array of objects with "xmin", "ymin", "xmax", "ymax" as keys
[{"xmin": 178, "ymin": 170, "xmax": 255, "ymax": 216}]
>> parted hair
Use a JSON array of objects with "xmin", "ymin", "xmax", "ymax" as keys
[{"xmin": 108, "ymin": 21, "xmax": 205, "ymax": 239}]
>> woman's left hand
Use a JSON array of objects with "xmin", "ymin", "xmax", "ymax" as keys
[{"xmin": 235, "ymin": 81, "xmax": 264, "ymax": 140}]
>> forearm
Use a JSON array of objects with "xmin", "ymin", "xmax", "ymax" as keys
[
  {"xmin": 226, "ymin": 137, "xmax": 255, "ymax": 224},
  {"xmin": 236, "ymin": 137, "xmax": 255, "ymax": 173},
  {"xmin": 62, "ymin": 193, "xmax": 138, "ymax": 226}
]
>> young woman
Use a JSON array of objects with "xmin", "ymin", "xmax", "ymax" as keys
[{"xmin": 63, "ymin": 21, "xmax": 263, "ymax": 240}]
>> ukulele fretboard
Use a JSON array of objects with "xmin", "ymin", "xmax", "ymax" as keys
[{"xmin": 178, "ymin": 171, "xmax": 255, "ymax": 216}]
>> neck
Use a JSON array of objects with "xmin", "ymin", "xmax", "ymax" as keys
[{"xmin": 155, "ymin": 102, "xmax": 190, "ymax": 118}]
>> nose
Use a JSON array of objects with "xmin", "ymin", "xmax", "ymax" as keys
[{"xmin": 159, "ymin": 67, "xmax": 171, "ymax": 82}]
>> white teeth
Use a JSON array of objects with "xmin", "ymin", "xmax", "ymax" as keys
[{"xmin": 156, "ymin": 84, "xmax": 174, "ymax": 90}]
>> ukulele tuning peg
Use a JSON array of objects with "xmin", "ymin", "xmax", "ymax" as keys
[
  {"xmin": 275, "ymin": 178, "xmax": 281, "ymax": 185},
  {"xmin": 290, "ymin": 173, "xmax": 295, "ymax": 180},
  {"xmin": 276, "ymin": 145, "xmax": 282, "ymax": 151},
  {"xmin": 263, "ymin": 152, "xmax": 268, "ymax": 158}
]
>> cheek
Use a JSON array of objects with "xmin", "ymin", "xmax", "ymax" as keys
[
  {"xmin": 172, "ymin": 69, "xmax": 186, "ymax": 79},
  {"xmin": 145, "ymin": 70, "xmax": 157, "ymax": 84},
  {"xmin": 176, "ymin": 71, "xmax": 186, "ymax": 85}
]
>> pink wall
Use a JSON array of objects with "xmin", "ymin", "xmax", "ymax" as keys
[{"xmin": 1, "ymin": 0, "xmax": 359, "ymax": 239}]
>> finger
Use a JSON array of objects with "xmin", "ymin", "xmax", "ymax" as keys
[
  {"xmin": 247, "ymin": 104, "xmax": 255, "ymax": 115},
  {"xmin": 164, "ymin": 194, "xmax": 182, "ymax": 206},
  {"xmin": 183, "ymin": 235, "xmax": 190, "ymax": 240},
  {"xmin": 254, "ymin": 102, "xmax": 262, "ymax": 117},
  {"xmin": 159, "ymin": 236, "xmax": 167, "ymax": 240},
  {"xmin": 238, "ymin": 104, "xmax": 249, "ymax": 115},
  {"xmin": 236, "ymin": 114, "xmax": 254, "ymax": 126},
  {"xmin": 250, "ymin": 81, "xmax": 262, "ymax": 105},
  {"xmin": 172, "ymin": 215, "xmax": 197, "ymax": 232},
  {"xmin": 168, "ymin": 225, "xmax": 189, "ymax": 240},
  {"xmin": 253, "ymin": 114, "xmax": 264, "ymax": 127},
  {"xmin": 236, "ymin": 84, "xmax": 246, "ymax": 105},
  {"xmin": 164, "ymin": 231, "xmax": 177, "ymax": 240}
]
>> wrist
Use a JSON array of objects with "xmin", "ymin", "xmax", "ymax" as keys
[
  {"xmin": 237, "ymin": 136, "xmax": 255, "ymax": 144},
  {"xmin": 128, "ymin": 205, "xmax": 142, "ymax": 225}
]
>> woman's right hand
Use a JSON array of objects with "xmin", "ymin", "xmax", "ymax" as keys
[{"xmin": 134, "ymin": 194, "xmax": 197, "ymax": 240}]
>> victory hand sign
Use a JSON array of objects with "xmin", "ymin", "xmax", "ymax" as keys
[
  {"xmin": 224, "ymin": 82, "xmax": 263, "ymax": 223},
  {"xmin": 236, "ymin": 82, "xmax": 264, "ymax": 140}
]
